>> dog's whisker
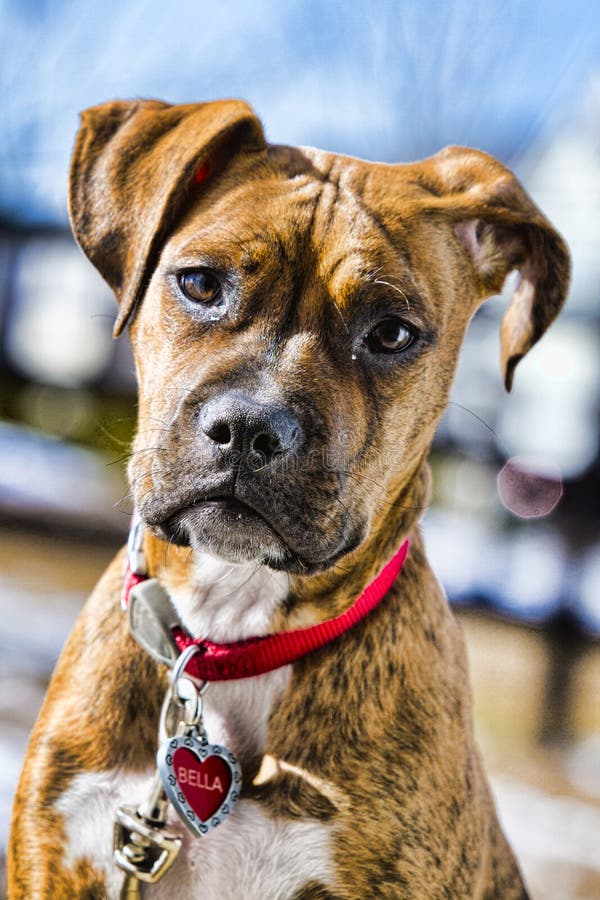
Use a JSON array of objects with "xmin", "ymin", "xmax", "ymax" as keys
[
  {"xmin": 137, "ymin": 414, "xmax": 172, "ymax": 429},
  {"xmin": 196, "ymin": 563, "xmax": 238, "ymax": 590},
  {"xmin": 167, "ymin": 530, "xmax": 182, "ymax": 560},
  {"xmin": 331, "ymin": 299, "xmax": 350, "ymax": 334},
  {"xmin": 373, "ymin": 278, "xmax": 411, "ymax": 312},
  {"xmin": 327, "ymin": 469, "xmax": 430, "ymax": 511},
  {"xmin": 97, "ymin": 421, "xmax": 133, "ymax": 451},
  {"xmin": 106, "ymin": 454, "xmax": 131, "ymax": 468},
  {"xmin": 106, "ymin": 446, "xmax": 169, "ymax": 468},
  {"xmin": 447, "ymin": 400, "xmax": 498, "ymax": 438},
  {"xmin": 113, "ymin": 492, "xmax": 135, "ymax": 510},
  {"xmin": 129, "ymin": 468, "xmax": 168, "ymax": 486}
]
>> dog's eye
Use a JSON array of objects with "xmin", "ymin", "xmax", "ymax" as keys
[
  {"xmin": 364, "ymin": 318, "xmax": 415, "ymax": 354},
  {"xmin": 178, "ymin": 270, "xmax": 221, "ymax": 304}
]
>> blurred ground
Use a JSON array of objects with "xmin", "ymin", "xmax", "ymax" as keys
[{"xmin": 1, "ymin": 525, "xmax": 599, "ymax": 899}]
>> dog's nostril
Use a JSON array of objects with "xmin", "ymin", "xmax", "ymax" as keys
[
  {"xmin": 205, "ymin": 421, "xmax": 232, "ymax": 446},
  {"xmin": 200, "ymin": 395, "xmax": 302, "ymax": 462},
  {"xmin": 251, "ymin": 432, "xmax": 279, "ymax": 459}
]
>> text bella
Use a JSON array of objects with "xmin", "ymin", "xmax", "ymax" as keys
[{"xmin": 178, "ymin": 767, "xmax": 224, "ymax": 792}]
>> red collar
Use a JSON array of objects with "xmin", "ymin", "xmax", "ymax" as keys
[{"xmin": 123, "ymin": 526, "xmax": 409, "ymax": 681}]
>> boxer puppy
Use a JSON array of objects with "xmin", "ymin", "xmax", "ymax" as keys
[{"xmin": 8, "ymin": 99, "xmax": 569, "ymax": 898}]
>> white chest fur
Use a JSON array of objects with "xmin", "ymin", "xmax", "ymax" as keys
[
  {"xmin": 56, "ymin": 558, "xmax": 333, "ymax": 898},
  {"xmin": 165, "ymin": 556, "xmax": 292, "ymax": 759},
  {"xmin": 56, "ymin": 768, "xmax": 333, "ymax": 900},
  {"xmin": 168, "ymin": 553, "xmax": 290, "ymax": 642}
]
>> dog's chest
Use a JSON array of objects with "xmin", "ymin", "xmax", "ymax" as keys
[
  {"xmin": 55, "ymin": 559, "xmax": 334, "ymax": 898},
  {"xmin": 56, "ymin": 766, "xmax": 333, "ymax": 899}
]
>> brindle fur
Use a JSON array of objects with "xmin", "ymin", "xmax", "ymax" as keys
[{"xmin": 9, "ymin": 98, "xmax": 569, "ymax": 898}]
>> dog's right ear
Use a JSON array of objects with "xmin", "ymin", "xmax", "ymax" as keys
[{"xmin": 69, "ymin": 98, "xmax": 266, "ymax": 335}]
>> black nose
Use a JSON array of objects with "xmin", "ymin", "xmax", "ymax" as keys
[{"xmin": 200, "ymin": 393, "xmax": 302, "ymax": 465}]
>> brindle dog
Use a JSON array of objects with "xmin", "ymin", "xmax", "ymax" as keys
[{"xmin": 8, "ymin": 99, "xmax": 569, "ymax": 899}]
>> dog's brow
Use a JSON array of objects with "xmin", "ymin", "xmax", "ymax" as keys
[
  {"xmin": 167, "ymin": 232, "xmax": 286, "ymax": 275},
  {"xmin": 327, "ymin": 268, "xmax": 430, "ymax": 326},
  {"xmin": 324, "ymin": 255, "xmax": 350, "ymax": 283},
  {"xmin": 240, "ymin": 235, "xmax": 288, "ymax": 271}
]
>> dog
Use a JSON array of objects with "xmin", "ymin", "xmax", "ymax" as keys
[{"xmin": 8, "ymin": 98, "xmax": 569, "ymax": 899}]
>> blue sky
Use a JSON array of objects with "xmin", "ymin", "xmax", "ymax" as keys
[{"xmin": 1, "ymin": 0, "xmax": 599, "ymax": 224}]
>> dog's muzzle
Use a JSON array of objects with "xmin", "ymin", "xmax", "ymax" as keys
[{"xmin": 139, "ymin": 389, "xmax": 361, "ymax": 572}]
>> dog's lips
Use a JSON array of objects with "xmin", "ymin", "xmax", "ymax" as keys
[
  {"xmin": 190, "ymin": 496, "xmax": 259, "ymax": 518},
  {"xmin": 186, "ymin": 495, "xmax": 279, "ymax": 529},
  {"xmin": 144, "ymin": 478, "xmax": 363, "ymax": 572},
  {"xmin": 161, "ymin": 494, "xmax": 288, "ymax": 556}
]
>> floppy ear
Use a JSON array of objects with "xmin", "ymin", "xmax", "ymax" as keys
[
  {"xmin": 69, "ymin": 98, "xmax": 266, "ymax": 335},
  {"xmin": 412, "ymin": 146, "xmax": 570, "ymax": 390}
]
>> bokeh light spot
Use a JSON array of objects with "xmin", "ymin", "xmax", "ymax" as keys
[{"xmin": 497, "ymin": 456, "xmax": 563, "ymax": 519}]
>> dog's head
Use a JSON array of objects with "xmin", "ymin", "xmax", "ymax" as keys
[{"xmin": 70, "ymin": 99, "xmax": 569, "ymax": 574}]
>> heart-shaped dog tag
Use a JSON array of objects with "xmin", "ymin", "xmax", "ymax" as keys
[{"xmin": 157, "ymin": 734, "xmax": 242, "ymax": 837}]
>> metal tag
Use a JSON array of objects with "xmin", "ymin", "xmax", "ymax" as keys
[
  {"xmin": 128, "ymin": 578, "xmax": 182, "ymax": 667},
  {"xmin": 157, "ymin": 731, "xmax": 241, "ymax": 837}
]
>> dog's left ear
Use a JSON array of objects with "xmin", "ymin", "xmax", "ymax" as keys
[
  {"xmin": 411, "ymin": 146, "xmax": 570, "ymax": 390},
  {"xmin": 69, "ymin": 98, "xmax": 266, "ymax": 335}
]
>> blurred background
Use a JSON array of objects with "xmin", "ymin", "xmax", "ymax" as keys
[{"xmin": 1, "ymin": 1, "xmax": 599, "ymax": 897}]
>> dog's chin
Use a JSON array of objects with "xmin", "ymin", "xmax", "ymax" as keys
[{"xmin": 154, "ymin": 498, "xmax": 362, "ymax": 575}]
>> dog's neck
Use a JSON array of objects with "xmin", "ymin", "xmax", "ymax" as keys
[
  {"xmin": 168, "ymin": 554, "xmax": 290, "ymax": 642},
  {"xmin": 144, "ymin": 462, "xmax": 429, "ymax": 643}
]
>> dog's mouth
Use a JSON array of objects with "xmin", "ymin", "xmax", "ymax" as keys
[
  {"xmin": 157, "ymin": 493, "xmax": 292, "ymax": 567},
  {"xmin": 163, "ymin": 495, "xmax": 276, "ymax": 542},
  {"xmin": 147, "ymin": 489, "xmax": 362, "ymax": 574}
]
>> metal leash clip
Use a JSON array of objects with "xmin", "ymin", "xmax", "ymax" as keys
[
  {"xmin": 155, "ymin": 648, "xmax": 241, "ymax": 838},
  {"xmin": 113, "ymin": 650, "xmax": 203, "ymax": 898},
  {"xmin": 113, "ymin": 784, "xmax": 182, "ymax": 898},
  {"xmin": 115, "ymin": 507, "xmax": 243, "ymax": 897}
]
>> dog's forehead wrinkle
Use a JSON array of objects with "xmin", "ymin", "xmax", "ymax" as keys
[
  {"xmin": 164, "ymin": 155, "xmax": 405, "ymax": 305},
  {"xmin": 266, "ymin": 141, "xmax": 329, "ymax": 172},
  {"xmin": 305, "ymin": 187, "xmax": 424, "ymax": 316}
]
